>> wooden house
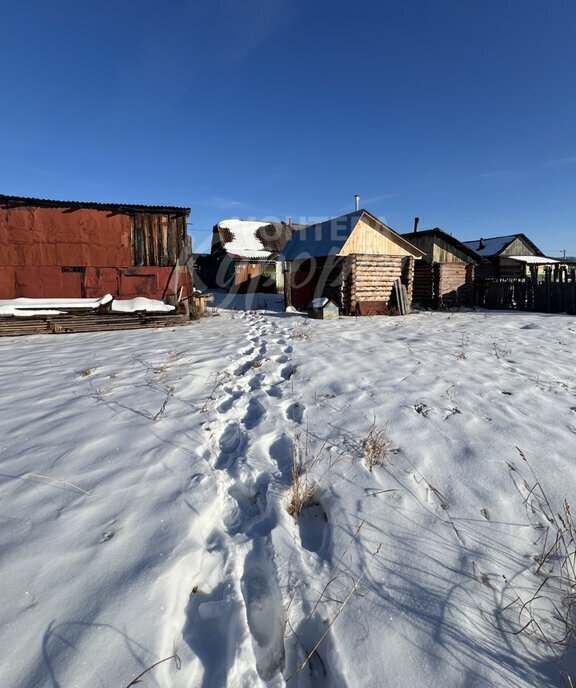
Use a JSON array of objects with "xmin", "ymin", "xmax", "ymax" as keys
[
  {"xmin": 461, "ymin": 234, "xmax": 545, "ymax": 280},
  {"xmin": 0, "ymin": 195, "xmax": 192, "ymax": 301},
  {"xmin": 401, "ymin": 226, "xmax": 480, "ymax": 308},
  {"xmin": 280, "ymin": 209, "xmax": 424, "ymax": 314},
  {"xmin": 211, "ymin": 219, "xmax": 306, "ymax": 293}
]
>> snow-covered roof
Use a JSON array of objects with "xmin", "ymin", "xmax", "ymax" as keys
[
  {"xmin": 215, "ymin": 219, "xmax": 305, "ymax": 261},
  {"xmin": 462, "ymin": 234, "xmax": 543, "ymax": 257},
  {"xmin": 506, "ymin": 255, "xmax": 559, "ymax": 265},
  {"xmin": 462, "ymin": 235, "xmax": 518, "ymax": 256},
  {"xmin": 216, "ymin": 220, "xmax": 273, "ymax": 260},
  {"xmin": 308, "ymin": 297, "xmax": 330, "ymax": 308}
]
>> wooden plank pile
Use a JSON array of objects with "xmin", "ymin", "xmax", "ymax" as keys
[{"xmin": 0, "ymin": 312, "xmax": 193, "ymax": 337}]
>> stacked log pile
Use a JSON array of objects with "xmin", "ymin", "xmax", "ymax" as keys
[{"xmin": 341, "ymin": 255, "xmax": 414, "ymax": 314}]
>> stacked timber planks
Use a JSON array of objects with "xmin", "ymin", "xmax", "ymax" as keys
[{"xmin": 0, "ymin": 312, "xmax": 193, "ymax": 337}]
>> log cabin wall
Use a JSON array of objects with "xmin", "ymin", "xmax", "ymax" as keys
[
  {"xmin": 412, "ymin": 261, "xmax": 435, "ymax": 304},
  {"xmin": 437, "ymin": 262, "xmax": 475, "ymax": 307},
  {"xmin": 341, "ymin": 254, "xmax": 413, "ymax": 314}
]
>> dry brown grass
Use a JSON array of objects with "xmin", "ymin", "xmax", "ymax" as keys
[{"xmin": 362, "ymin": 420, "xmax": 391, "ymax": 471}]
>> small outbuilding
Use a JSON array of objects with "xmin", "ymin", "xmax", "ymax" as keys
[
  {"xmin": 280, "ymin": 209, "xmax": 424, "ymax": 314},
  {"xmin": 211, "ymin": 219, "xmax": 306, "ymax": 292},
  {"xmin": 401, "ymin": 225, "xmax": 480, "ymax": 308},
  {"xmin": 0, "ymin": 195, "xmax": 193, "ymax": 301}
]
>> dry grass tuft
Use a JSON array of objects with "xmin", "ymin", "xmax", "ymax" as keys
[
  {"xmin": 362, "ymin": 420, "xmax": 391, "ymax": 471},
  {"xmin": 290, "ymin": 326, "xmax": 311, "ymax": 340},
  {"xmin": 286, "ymin": 462, "xmax": 318, "ymax": 518}
]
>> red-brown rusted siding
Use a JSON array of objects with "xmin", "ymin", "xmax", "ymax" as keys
[{"xmin": 0, "ymin": 202, "xmax": 191, "ymax": 300}]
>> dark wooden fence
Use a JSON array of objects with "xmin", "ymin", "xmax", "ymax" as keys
[{"xmin": 481, "ymin": 266, "xmax": 576, "ymax": 313}]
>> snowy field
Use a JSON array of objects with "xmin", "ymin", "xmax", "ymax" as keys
[{"xmin": 2, "ymin": 293, "xmax": 576, "ymax": 688}]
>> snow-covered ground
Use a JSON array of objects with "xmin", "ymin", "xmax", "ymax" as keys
[{"xmin": 2, "ymin": 293, "xmax": 576, "ymax": 688}]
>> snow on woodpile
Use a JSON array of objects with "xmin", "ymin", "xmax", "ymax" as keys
[
  {"xmin": 111, "ymin": 297, "xmax": 175, "ymax": 313},
  {"xmin": 0, "ymin": 295, "xmax": 113, "ymax": 317}
]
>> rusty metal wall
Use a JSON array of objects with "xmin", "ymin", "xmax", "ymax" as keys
[{"xmin": 0, "ymin": 205, "xmax": 191, "ymax": 299}]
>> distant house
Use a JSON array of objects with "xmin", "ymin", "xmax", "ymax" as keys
[
  {"xmin": 0, "ymin": 195, "xmax": 192, "ymax": 300},
  {"xmin": 401, "ymin": 226, "xmax": 480, "ymax": 308},
  {"xmin": 461, "ymin": 234, "xmax": 546, "ymax": 280},
  {"xmin": 280, "ymin": 209, "xmax": 424, "ymax": 314},
  {"xmin": 211, "ymin": 219, "xmax": 306, "ymax": 292}
]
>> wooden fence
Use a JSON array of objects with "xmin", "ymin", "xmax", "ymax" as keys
[{"xmin": 481, "ymin": 266, "xmax": 576, "ymax": 313}]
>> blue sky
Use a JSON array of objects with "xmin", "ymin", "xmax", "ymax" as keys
[{"xmin": 1, "ymin": 0, "xmax": 575, "ymax": 256}]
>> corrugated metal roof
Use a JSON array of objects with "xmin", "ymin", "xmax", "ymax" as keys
[
  {"xmin": 461, "ymin": 235, "xmax": 518, "ymax": 256},
  {"xmin": 0, "ymin": 194, "xmax": 190, "ymax": 214},
  {"xmin": 281, "ymin": 211, "xmax": 363, "ymax": 260},
  {"xmin": 280, "ymin": 210, "xmax": 423, "ymax": 260},
  {"xmin": 461, "ymin": 234, "xmax": 543, "ymax": 257}
]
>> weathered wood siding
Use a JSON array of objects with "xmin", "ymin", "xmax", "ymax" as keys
[
  {"xmin": 499, "ymin": 236, "xmax": 539, "ymax": 257},
  {"xmin": 341, "ymin": 218, "xmax": 420, "ymax": 257},
  {"xmin": 131, "ymin": 212, "xmax": 187, "ymax": 266},
  {"xmin": 432, "ymin": 239, "xmax": 474, "ymax": 264}
]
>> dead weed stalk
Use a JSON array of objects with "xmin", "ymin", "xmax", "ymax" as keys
[
  {"xmin": 485, "ymin": 448, "xmax": 576, "ymax": 686},
  {"xmin": 124, "ymin": 653, "xmax": 181, "ymax": 687}
]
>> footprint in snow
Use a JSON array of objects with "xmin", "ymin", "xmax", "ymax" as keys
[
  {"xmin": 241, "ymin": 563, "xmax": 285, "ymax": 681},
  {"xmin": 217, "ymin": 389, "xmax": 243, "ymax": 414},
  {"xmin": 216, "ymin": 422, "xmax": 247, "ymax": 469},
  {"xmin": 242, "ymin": 397, "xmax": 265, "ymax": 429},
  {"xmin": 281, "ymin": 364, "xmax": 297, "ymax": 380},
  {"xmin": 183, "ymin": 581, "xmax": 239, "ymax": 688},
  {"xmin": 285, "ymin": 401, "xmax": 304, "ymax": 424},
  {"xmin": 266, "ymin": 383, "xmax": 283, "ymax": 399},
  {"xmin": 224, "ymin": 473, "xmax": 275, "ymax": 537},
  {"xmin": 299, "ymin": 502, "xmax": 329, "ymax": 554}
]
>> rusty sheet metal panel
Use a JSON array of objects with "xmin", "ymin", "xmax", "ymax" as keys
[
  {"xmin": 14, "ymin": 267, "xmax": 71, "ymax": 298},
  {"xmin": 1, "ymin": 206, "xmax": 132, "ymax": 268},
  {"xmin": 0, "ymin": 267, "xmax": 15, "ymax": 298},
  {"xmin": 84, "ymin": 267, "xmax": 119, "ymax": 298}
]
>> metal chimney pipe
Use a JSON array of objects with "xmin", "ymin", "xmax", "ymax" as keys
[
  {"xmin": 354, "ymin": 194, "xmax": 360, "ymax": 211},
  {"xmin": 414, "ymin": 217, "xmax": 420, "ymax": 233}
]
